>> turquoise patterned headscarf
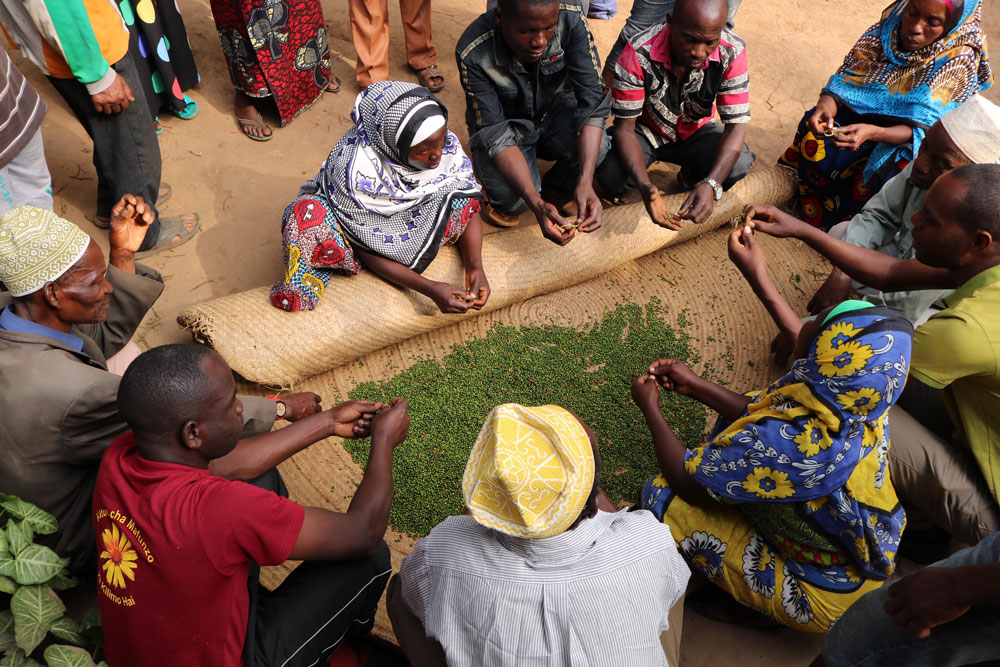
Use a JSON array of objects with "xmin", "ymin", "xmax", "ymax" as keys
[
  {"xmin": 823, "ymin": 0, "xmax": 991, "ymax": 183},
  {"xmin": 686, "ymin": 306, "xmax": 913, "ymax": 580}
]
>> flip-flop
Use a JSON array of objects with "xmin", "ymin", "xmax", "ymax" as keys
[
  {"xmin": 154, "ymin": 117, "xmax": 164, "ymax": 135},
  {"xmin": 481, "ymin": 203, "xmax": 520, "ymax": 228},
  {"xmin": 325, "ymin": 73, "xmax": 342, "ymax": 93},
  {"xmin": 135, "ymin": 212, "xmax": 201, "ymax": 259},
  {"xmin": 171, "ymin": 94, "xmax": 199, "ymax": 120},
  {"xmin": 414, "ymin": 65, "xmax": 445, "ymax": 92},
  {"xmin": 237, "ymin": 111, "xmax": 273, "ymax": 141}
]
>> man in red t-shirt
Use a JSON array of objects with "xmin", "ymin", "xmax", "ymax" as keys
[{"xmin": 93, "ymin": 344, "xmax": 410, "ymax": 666}]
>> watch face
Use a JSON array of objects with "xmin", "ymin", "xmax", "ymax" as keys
[{"xmin": 275, "ymin": 401, "xmax": 286, "ymax": 418}]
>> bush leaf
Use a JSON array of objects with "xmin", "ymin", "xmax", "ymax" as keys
[
  {"xmin": 11, "ymin": 584, "xmax": 64, "ymax": 653},
  {"xmin": 0, "ymin": 501, "xmax": 56, "ymax": 537},
  {"xmin": 0, "ymin": 610, "xmax": 14, "ymax": 650},
  {"xmin": 11, "ymin": 546, "xmax": 64, "ymax": 586},
  {"xmin": 0, "ymin": 576, "xmax": 16, "ymax": 595},
  {"xmin": 42, "ymin": 645, "xmax": 97, "ymax": 667},
  {"xmin": 0, "ymin": 647, "xmax": 27, "ymax": 667},
  {"xmin": 5, "ymin": 524, "xmax": 30, "ymax": 560},
  {"xmin": 48, "ymin": 574, "xmax": 78, "ymax": 592},
  {"xmin": 48, "ymin": 617, "xmax": 83, "ymax": 646}
]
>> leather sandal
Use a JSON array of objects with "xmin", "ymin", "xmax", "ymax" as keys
[{"xmin": 414, "ymin": 65, "xmax": 445, "ymax": 92}]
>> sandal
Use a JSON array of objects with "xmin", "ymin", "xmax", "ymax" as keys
[
  {"xmin": 414, "ymin": 65, "xmax": 445, "ymax": 92},
  {"xmin": 481, "ymin": 203, "xmax": 520, "ymax": 228},
  {"xmin": 171, "ymin": 94, "xmax": 199, "ymax": 120},
  {"xmin": 237, "ymin": 111, "xmax": 273, "ymax": 142},
  {"xmin": 325, "ymin": 73, "xmax": 342, "ymax": 93},
  {"xmin": 154, "ymin": 117, "xmax": 164, "ymax": 136},
  {"xmin": 135, "ymin": 212, "xmax": 202, "ymax": 259}
]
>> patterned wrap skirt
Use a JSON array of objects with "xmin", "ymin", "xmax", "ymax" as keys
[{"xmin": 209, "ymin": 0, "xmax": 332, "ymax": 125}]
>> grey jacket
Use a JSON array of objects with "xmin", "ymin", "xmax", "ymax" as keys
[{"xmin": 0, "ymin": 264, "xmax": 276, "ymax": 574}]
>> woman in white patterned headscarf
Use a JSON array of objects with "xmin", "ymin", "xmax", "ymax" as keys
[{"xmin": 271, "ymin": 81, "xmax": 490, "ymax": 314}]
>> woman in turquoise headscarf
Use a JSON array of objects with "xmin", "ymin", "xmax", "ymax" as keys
[
  {"xmin": 630, "ymin": 225, "xmax": 914, "ymax": 632},
  {"xmin": 779, "ymin": 0, "xmax": 991, "ymax": 230}
]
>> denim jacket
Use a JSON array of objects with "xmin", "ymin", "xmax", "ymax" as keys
[{"xmin": 455, "ymin": 1, "xmax": 610, "ymax": 159}]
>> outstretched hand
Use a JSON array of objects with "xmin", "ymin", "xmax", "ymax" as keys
[
  {"xmin": 326, "ymin": 400, "xmax": 384, "ymax": 439},
  {"xmin": 642, "ymin": 186, "xmax": 683, "ymax": 231},
  {"xmin": 727, "ymin": 224, "xmax": 767, "ymax": 280},
  {"xmin": 573, "ymin": 183, "xmax": 603, "ymax": 233},
  {"xmin": 109, "ymin": 194, "xmax": 155, "ymax": 254},
  {"xmin": 535, "ymin": 202, "xmax": 576, "ymax": 245},
  {"xmin": 648, "ymin": 358, "xmax": 700, "ymax": 396}
]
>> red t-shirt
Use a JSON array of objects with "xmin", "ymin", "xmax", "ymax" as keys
[{"xmin": 92, "ymin": 433, "xmax": 305, "ymax": 667}]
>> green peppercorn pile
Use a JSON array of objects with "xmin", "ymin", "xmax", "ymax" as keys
[{"xmin": 345, "ymin": 300, "xmax": 707, "ymax": 537}]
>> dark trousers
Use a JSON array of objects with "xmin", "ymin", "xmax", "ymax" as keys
[
  {"xmin": 48, "ymin": 54, "xmax": 161, "ymax": 251},
  {"xmin": 601, "ymin": 121, "xmax": 756, "ymax": 195},
  {"xmin": 470, "ymin": 98, "xmax": 622, "ymax": 215},
  {"xmin": 243, "ymin": 470, "xmax": 392, "ymax": 667}
]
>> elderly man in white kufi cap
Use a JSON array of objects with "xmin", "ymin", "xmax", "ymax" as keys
[
  {"xmin": 809, "ymin": 93, "xmax": 1000, "ymax": 323},
  {"xmin": 0, "ymin": 196, "xmax": 296, "ymax": 577}
]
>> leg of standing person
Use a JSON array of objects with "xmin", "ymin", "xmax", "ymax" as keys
[
  {"xmin": 652, "ymin": 121, "xmax": 755, "ymax": 189},
  {"xmin": 821, "ymin": 533, "xmax": 1000, "ymax": 667},
  {"xmin": 399, "ymin": 0, "xmax": 442, "ymax": 90},
  {"xmin": 47, "ymin": 54, "xmax": 163, "ymax": 252},
  {"xmin": 349, "ymin": 0, "xmax": 390, "ymax": 88},
  {"xmin": 0, "ymin": 127, "xmax": 52, "ymax": 215}
]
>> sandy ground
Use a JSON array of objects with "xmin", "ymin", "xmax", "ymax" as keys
[{"xmin": 8, "ymin": 0, "xmax": 999, "ymax": 664}]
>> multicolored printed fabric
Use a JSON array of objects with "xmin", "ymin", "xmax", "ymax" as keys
[
  {"xmin": 640, "ymin": 306, "xmax": 914, "ymax": 630},
  {"xmin": 270, "ymin": 192, "xmax": 478, "ymax": 311},
  {"xmin": 119, "ymin": 0, "xmax": 199, "ymax": 118},
  {"xmin": 779, "ymin": 106, "xmax": 895, "ymax": 230},
  {"xmin": 319, "ymin": 81, "xmax": 481, "ymax": 271},
  {"xmin": 824, "ymin": 0, "xmax": 991, "ymax": 182},
  {"xmin": 209, "ymin": 0, "xmax": 332, "ymax": 125}
]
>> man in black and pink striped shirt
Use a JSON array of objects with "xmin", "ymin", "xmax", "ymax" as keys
[
  {"xmin": 606, "ymin": 0, "xmax": 754, "ymax": 228},
  {"xmin": 0, "ymin": 48, "xmax": 50, "ymax": 215}
]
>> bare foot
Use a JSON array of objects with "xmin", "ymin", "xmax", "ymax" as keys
[{"xmin": 234, "ymin": 90, "xmax": 271, "ymax": 140}]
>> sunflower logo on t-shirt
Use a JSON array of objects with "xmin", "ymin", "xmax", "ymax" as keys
[{"xmin": 100, "ymin": 523, "xmax": 139, "ymax": 589}]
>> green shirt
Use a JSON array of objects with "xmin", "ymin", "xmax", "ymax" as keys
[
  {"xmin": 843, "ymin": 163, "xmax": 950, "ymax": 321},
  {"xmin": 910, "ymin": 263, "xmax": 1000, "ymax": 501}
]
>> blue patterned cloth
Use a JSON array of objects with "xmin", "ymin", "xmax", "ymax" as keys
[{"xmin": 822, "ymin": 0, "xmax": 991, "ymax": 183}]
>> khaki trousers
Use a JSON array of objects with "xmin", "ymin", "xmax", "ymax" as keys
[
  {"xmin": 348, "ymin": 0, "xmax": 436, "ymax": 87},
  {"xmin": 386, "ymin": 573, "xmax": 686, "ymax": 666},
  {"xmin": 888, "ymin": 406, "xmax": 1000, "ymax": 546}
]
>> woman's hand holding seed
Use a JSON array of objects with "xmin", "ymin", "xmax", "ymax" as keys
[
  {"xmin": 630, "ymin": 374, "xmax": 661, "ymax": 411},
  {"xmin": 369, "ymin": 398, "xmax": 411, "ymax": 449},
  {"xmin": 648, "ymin": 359, "xmax": 700, "ymax": 396},
  {"xmin": 465, "ymin": 266, "xmax": 490, "ymax": 310},
  {"xmin": 326, "ymin": 400, "xmax": 385, "ymax": 438},
  {"xmin": 429, "ymin": 281, "xmax": 475, "ymax": 314}
]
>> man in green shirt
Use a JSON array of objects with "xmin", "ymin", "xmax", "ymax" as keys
[
  {"xmin": 743, "ymin": 162, "xmax": 1000, "ymax": 547},
  {"xmin": 808, "ymin": 94, "xmax": 1000, "ymax": 323}
]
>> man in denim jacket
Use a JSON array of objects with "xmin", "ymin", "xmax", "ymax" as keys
[{"xmin": 456, "ymin": 0, "xmax": 622, "ymax": 245}]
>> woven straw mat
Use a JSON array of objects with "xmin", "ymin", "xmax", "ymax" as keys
[
  {"xmin": 180, "ymin": 166, "xmax": 798, "ymax": 387},
  {"xmin": 252, "ymin": 218, "xmax": 830, "ymax": 643}
]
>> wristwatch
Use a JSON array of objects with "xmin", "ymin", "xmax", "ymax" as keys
[
  {"xmin": 268, "ymin": 395, "xmax": 287, "ymax": 419},
  {"xmin": 701, "ymin": 178, "xmax": 723, "ymax": 201}
]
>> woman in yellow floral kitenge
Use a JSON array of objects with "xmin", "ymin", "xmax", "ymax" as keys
[
  {"xmin": 631, "ymin": 299, "xmax": 913, "ymax": 632},
  {"xmin": 777, "ymin": 0, "xmax": 990, "ymax": 230}
]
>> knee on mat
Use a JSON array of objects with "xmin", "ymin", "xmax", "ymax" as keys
[{"xmin": 723, "ymin": 147, "xmax": 757, "ymax": 189}]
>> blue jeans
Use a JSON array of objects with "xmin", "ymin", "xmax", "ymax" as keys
[
  {"xmin": 603, "ymin": 0, "xmax": 742, "ymax": 78},
  {"xmin": 822, "ymin": 533, "xmax": 1000, "ymax": 667},
  {"xmin": 0, "ymin": 127, "xmax": 52, "ymax": 215},
  {"xmin": 470, "ymin": 103, "xmax": 618, "ymax": 215}
]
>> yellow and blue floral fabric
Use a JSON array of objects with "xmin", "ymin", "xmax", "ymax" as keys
[{"xmin": 640, "ymin": 306, "xmax": 913, "ymax": 631}]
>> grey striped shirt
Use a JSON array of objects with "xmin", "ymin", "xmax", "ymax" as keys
[
  {"xmin": 0, "ymin": 48, "xmax": 44, "ymax": 169},
  {"xmin": 400, "ymin": 509, "xmax": 690, "ymax": 666}
]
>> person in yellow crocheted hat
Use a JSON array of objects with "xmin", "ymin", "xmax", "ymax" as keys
[{"xmin": 390, "ymin": 403, "xmax": 691, "ymax": 667}]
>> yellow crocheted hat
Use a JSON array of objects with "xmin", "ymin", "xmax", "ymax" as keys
[
  {"xmin": 463, "ymin": 404, "xmax": 595, "ymax": 539},
  {"xmin": 0, "ymin": 206, "xmax": 91, "ymax": 297}
]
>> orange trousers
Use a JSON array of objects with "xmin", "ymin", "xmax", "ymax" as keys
[{"xmin": 348, "ymin": 0, "xmax": 437, "ymax": 87}]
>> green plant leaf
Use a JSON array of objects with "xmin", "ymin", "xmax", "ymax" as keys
[
  {"xmin": 0, "ymin": 611, "xmax": 14, "ymax": 650},
  {"xmin": 47, "ymin": 574, "xmax": 77, "ymax": 592},
  {"xmin": 0, "ymin": 501, "xmax": 56, "ymax": 537},
  {"xmin": 76, "ymin": 610, "xmax": 99, "ymax": 635},
  {"xmin": 10, "ymin": 585, "xmax": 64, "ymax": 654},
  {"xmin": 48, "ymin": 617, "xmax": 83, "ymax": 646},
  {"xmin": 0, "ymin": 575, "xmax": 16, "ymax": 595},
  {"xmin": 42, "ymin": 645, "xmax": 97, "ymax": 667},
  {"xmin": 4, "ymin": 524, "xmax": 30, "ymax": 560},
  {"xmin": 0, "ymin": 646, "xmax": 26, "ymax": 667},
  {"xmin": 11, "ymin": 546, "xmax": 64, "ymax": 586},
  {"xmin": 0, "ymin": 526, "xmax": 8, "ymax": 557},
  {"xmin": 0, "ymin": 558, "xmax": 14, "ymax": 580}
]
